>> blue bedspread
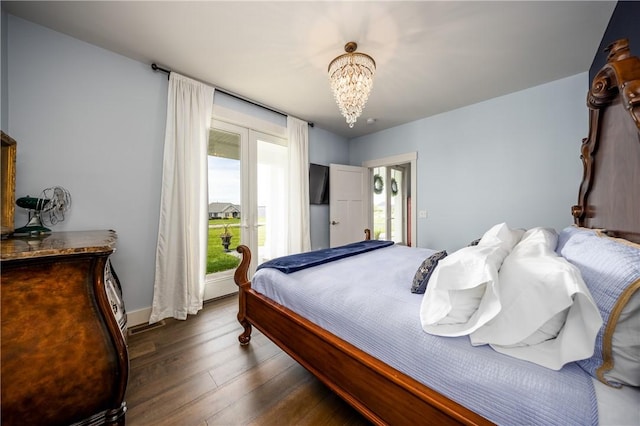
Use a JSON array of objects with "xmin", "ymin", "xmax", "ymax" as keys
[
  {"xmin": 257, "ymin": 239, "xmax": 394, "ymax": 274},
  {"xmin": 252, "ymin": 245, "xmax": 599, "ymax": 425}
]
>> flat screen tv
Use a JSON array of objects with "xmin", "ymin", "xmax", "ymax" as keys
[{"xmin": 309, "ymin": 163, "xmax": 329, "ymax": 204}]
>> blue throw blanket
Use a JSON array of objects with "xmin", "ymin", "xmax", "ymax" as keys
[{"xmin": 257, "ymin": 240, "xmax": 394, "ymax": 274}]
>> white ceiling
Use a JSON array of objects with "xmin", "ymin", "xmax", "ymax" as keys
[{"xmin": 3, "ymin": 1, "xmax": 617, "ymax": 139}]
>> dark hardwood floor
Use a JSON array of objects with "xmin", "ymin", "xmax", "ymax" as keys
[{"xmin": 125, "ymin": 294, "xmax": 370, "ymax": 426}]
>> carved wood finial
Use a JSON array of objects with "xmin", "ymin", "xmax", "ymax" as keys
[
  {"xmin": 571, "ymin": 205, "xmax": 584, "ymax": 221},
  {"xmin": 234, "ymin": 245, "xmax": 251, "ymax": 288},
  {"xmin": 587, "ymin": 39, "xmax": 640, "ymax": 127},
  {"xmin": 606, "ymin": 38, "xmax": 631, "ymax": 62}
]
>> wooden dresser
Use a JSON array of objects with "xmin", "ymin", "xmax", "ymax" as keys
[{"xmin": 1, "ymin": 230, "xmax": 129, "ymax": 425}]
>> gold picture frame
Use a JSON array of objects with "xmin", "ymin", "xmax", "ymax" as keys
[{"xmin": 1, "ymin": 131, "xmax": 17, "ymax": 236}]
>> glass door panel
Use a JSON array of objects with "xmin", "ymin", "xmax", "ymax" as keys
[
  {"xmin": 371, "ymin": 165, "xmax": 406, "ymax": 244},
  {"xmin": 373, "ymin": 166, "xmax": 387, "ymax": 240},
  {"xmin": 205, "ymin": 122, "xmax": 247, "ymax": 300},
  {"xmin": 207, "ymin": 127, "xmax": 242, "ymax": 274},
  {"xmin": 255, "ymin": 133, "xmax": 288, "ymax": 265},
  {"xmin": 390, "ymin": 167, "xmax": 404, "ymax": 244}
]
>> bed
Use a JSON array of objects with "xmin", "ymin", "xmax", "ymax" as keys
[{"xmin": 233, "ymin": 38, "xmax": 640, "ymax": 425}]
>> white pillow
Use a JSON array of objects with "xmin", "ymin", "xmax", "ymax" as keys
[
  {"xmin": 476, "ymin": 221, "xmax": 525, "ymax": 252},
  {"xmin": 420, "ymin": 223, "xmax": 524, "ymax": 337},
  {"xmin": 470, "ymin": 227, "xmax": 603, "ymax": 370}
]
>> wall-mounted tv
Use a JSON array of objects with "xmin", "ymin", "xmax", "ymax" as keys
[{"xmin": 309, "ymin": 163, "xmax": 329, "ymax": 204}]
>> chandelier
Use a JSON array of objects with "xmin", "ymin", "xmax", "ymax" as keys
[{"xmin": 328, "ymin": 42, "xmax": 376, "ymax": 128}]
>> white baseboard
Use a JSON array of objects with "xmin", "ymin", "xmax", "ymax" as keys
[
  {"xmin": 126, "ymin": 306, "xmax": 152, "ymax": 328},
  {"xmin": 125, "ymin": 286, "xmax": 238, "ymax": 329}
]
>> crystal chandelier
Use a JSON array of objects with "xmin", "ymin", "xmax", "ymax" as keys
[{"xmin": 328, "ymin": 42, "xmax": 376, "ymax": 128}]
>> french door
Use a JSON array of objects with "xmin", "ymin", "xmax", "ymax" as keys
[
  {"xmin": 205, "ymin": 120, "xmax": 287, "ymax": 299},
  {"xmin": 364, "ymin": 152, "xmax": 417, "ymax": 247}
]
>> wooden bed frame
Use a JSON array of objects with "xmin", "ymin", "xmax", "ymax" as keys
[
  {"xmin": 572, "ymin": 38, "xmax": 640, "ymax": 245},
  {"xmin": 233, "ymin": 39, "xmax": 640, "ymax": 425}
]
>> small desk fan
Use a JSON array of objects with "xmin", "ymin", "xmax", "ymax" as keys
[{"xmin": 14, "ymin": 186, "xmax": 72, "ymax": 235}]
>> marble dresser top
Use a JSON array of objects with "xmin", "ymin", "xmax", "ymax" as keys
[{"xmin": 1, "ymin": 230, "xmax": 117, "ymax": 260}]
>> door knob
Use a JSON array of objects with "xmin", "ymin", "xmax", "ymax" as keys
[{"xmin": 331, "ymin": 220, "xmax": 340, "ymax": 225}]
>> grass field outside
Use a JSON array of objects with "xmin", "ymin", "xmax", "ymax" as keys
[
  {"xmin": 207, "ymin": 218, "xmax": 241, "ymax": 274},
  {"xmin": 206, "ymin": 217, "xmax": 266, "ymax": 274}
]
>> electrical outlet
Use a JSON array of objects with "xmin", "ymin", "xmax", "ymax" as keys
[{"xmin": 419, "ymin": 210, "xmax": 427, "ymax": 218}]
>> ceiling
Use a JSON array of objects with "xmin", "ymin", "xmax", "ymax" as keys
[{"xmin": 3, "ymin": 1, "xmax": 617, "ymax": 139}]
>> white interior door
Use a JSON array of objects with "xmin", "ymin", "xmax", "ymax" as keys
[{"xmin": 329, "ymin": 164, "xmax": 368, "ymax": 247}]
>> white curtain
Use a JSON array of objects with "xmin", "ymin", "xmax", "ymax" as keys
[
  {"xmin": 149, "ymin": 73, "xmax": 215, "ymax": 324},
  {"xmin": 287, "ymin": 116, "xmax": 311, "ymax": 254}
]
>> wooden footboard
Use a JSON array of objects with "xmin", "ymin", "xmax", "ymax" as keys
[{"xmin": 234, "ymin": 245, "xmax": 491, "ymax": 426}]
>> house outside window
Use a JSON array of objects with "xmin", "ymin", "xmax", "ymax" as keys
[{"xmin": 208, "ymin": 202, "xmax": 241, "ymax": 220}]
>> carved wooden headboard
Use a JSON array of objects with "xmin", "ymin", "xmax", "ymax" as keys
[{"xmin": 572, "ymin": 38, "xmax": 640, "ymax": 244}]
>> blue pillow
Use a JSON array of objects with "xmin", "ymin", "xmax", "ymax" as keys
[
  {"xmin": 411, "ymin": 250, "xmax": 447, "ymax": 294},
  {"xmin": 557, "ymin": 226, "xmax": 640, "ymax": 387}
]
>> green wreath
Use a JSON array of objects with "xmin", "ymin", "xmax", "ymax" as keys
[
  {"xmin": 390, "ymin": 178, "xmax": 399, "ymax": 196},
  {"xmin": 373, "ymin": 174, "xmax": 383, "ymax": 194}
]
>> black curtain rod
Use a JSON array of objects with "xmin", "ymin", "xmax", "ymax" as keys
[{"xmin": 151, "ymin": 63, "xmax": 314, "ymax": 127}]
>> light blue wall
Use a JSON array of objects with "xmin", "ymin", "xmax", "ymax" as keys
[
  {"xmin": 1, "ymin": 10, "xmax": 8, "ymax": 130},
  {"xmin": 4, "ymin": 15, "xmax": 349, "ymax": 314},
  {"xmin": 309, "ymin": 126, "xmax": 349, "ymax": 249},
  {"xmin": 7, "ymin": 15, "xmax": 167, "ymax": 312},
  {"xmin": 5, "ymin": 14, "xmax": 589, "ymax": 314},
  {"xmin": 350, "ymin": 73, "xmax": 588, "ymax": 252}
]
